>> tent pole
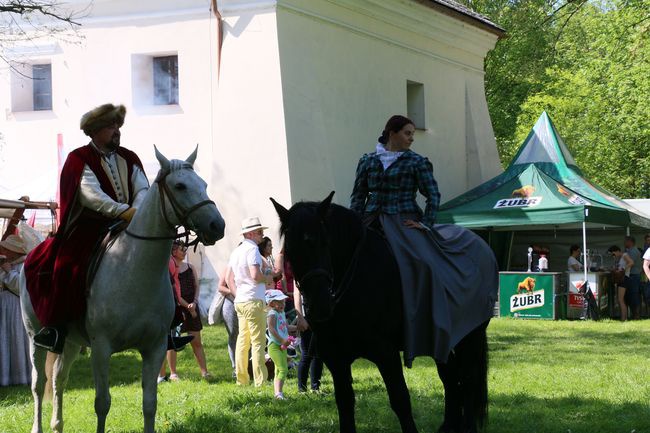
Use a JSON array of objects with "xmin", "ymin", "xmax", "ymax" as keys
[
  {"xmin": 582, "ymin": 209, "xmax": 588, "ymax": 284},
  {"xmin": 506, "ymin": 231, "xmax": 514, "ymax": 271}
]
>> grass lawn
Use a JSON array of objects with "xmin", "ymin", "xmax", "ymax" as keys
[{"xmin": 1, "ymin": 318, "xmax": 649, "ymax": 433}]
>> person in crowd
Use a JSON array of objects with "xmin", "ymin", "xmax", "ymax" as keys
[
  {"xmin": 294, "ymin": 285, "xmax": 324, "ymax": 393},
  {"xmin": 567, "ymin": 244, "xmax": 583, "ymax": 272},
  {"xmin": 642, "ymin": 234, "xmax": 650, "ymax": 306},
  {"xmin": 227, "ymin": 216, "xmax": 273, "ymax": 386},
  {"xmin": 608, "ymin": 245, "xmax": 634, "ymax": 321},
  {"xmin": 217, "ymin": 265, "xmax": 239, "ymax": 379},
  {"xmin": 642, "ymin": 240, "xmax": 650, "ymax": 305},
  {"xmin": 275, "ymin": 248, "xmax": 296, "ymax": 322},
  {"xmin": 266, "ymin": 289, "xmax": 297, "ymax": 400},
  {"xmin": 350, "ymin": 114, "xmax": 495, "ymax": 366},
  {"xmin": 259, "ymin": 236, "xmax": 282, "ymax": 289},
  {"xmin": 24, "ymin": 104, "xmax": 190, "ymax": 354},
  {"xmin": 623, "ymin": 236, "xmax": 642, "ymax": 319},
  {"xmin": 0, "ymin": 234, "xmax": 31, "ymax": 386},
  {"xmin": 159, "ymin": 241, "xmax": 211, "ymax": 382}
]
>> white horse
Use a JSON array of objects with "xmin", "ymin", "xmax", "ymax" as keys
[{"xmin": 19, "ymin": 147, "xmax": 225, "ymax": 433}]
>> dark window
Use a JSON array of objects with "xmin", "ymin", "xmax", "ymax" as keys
[
  {"xmin": 33, "ymin": 64, "xmax": 52, "ymax": 111},
  {"xmin": 153, "ymin": 55, "xmax": 178, "ymax": 105}
]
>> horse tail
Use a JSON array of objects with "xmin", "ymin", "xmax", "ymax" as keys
[{"xmin": 458, "ymin": 320, "xmax": 490, "ymax": 431}]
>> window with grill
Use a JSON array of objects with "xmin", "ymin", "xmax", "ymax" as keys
[
  {"xmin": 153, "ymin": 55, "xmax": 178, "ymax": 105},
  {"xmin": 32, "ymin": 64, "xmax": 52, "ymax": 111}
]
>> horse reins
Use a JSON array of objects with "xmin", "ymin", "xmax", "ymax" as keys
[
  {"xmin": 298, "ymin": 224, "xmax": 368, "ymax": 322},
  {"xmin": 125, "ymin": 167, "xmax": 215, "ymax": 246}
]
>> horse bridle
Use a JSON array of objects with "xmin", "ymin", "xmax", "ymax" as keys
[
  {"xmin": 297, "ymin": 224, "xmax": 367, "ymax": 323},
  {"xmin": 125, "ymin": 167, "xmax": 215, "ymax": 246}
]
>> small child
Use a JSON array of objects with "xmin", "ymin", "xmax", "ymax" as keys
[{"xmin": 265, "ymin": 289, "xmax": 297, "ymax": 400}]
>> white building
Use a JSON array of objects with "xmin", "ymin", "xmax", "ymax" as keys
[{"xmin": 0, "ymin": 0, "xmax": 504, "ymax": 267}]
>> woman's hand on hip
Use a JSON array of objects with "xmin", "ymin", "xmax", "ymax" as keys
[{"xmin": 403, "ymin": 219, "xmax": 426, "ymax": 230}]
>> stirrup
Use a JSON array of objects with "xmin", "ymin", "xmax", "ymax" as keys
[
  {"xmin": 33, "ymin": 327, "xmax": 65, "ymax": 354},
  {"xmin": 167, "ymin": 334, "xmax": 194, "ymax": 352}
]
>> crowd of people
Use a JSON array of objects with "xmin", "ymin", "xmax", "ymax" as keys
[
  {"xmin": 567, "ymin": 235, "xmax": 650, "ymax": 321},
  {"xmin": 607, "ymin": 234, "xmax": 650, "ymax": 321},
  {"xmin": 152, "ymin": 220, "xmax": 324, "ymax": 400},
  {"xmin": 213, "ymin": 217, "xmax": 323, "ymax": 399}
]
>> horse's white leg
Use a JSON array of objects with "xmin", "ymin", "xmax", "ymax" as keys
[
  {"xmin": 141, "ymin": 341, "xmax": 167, "ymax": 433},
  {"xmin": 29, "ymin": 343, "xmax": 47, "ymax": 433},
  {"xmin": 91, "ymin": 342, "xmax": 112, "ymax": 433},
  {"xmin": 50, "ymin": 342, "xmax": 81, "ymax": 433}
]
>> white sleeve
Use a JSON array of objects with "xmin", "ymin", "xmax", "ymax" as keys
[
  {"xmin": 130, "ymin": 165, "xmax": 149, "ymax": 209},
  {"xmin": 1, "ymin": 263, "xmax": 22, "ymax": 295},
  {"xmin": 247, "ymin": 248, "xmax": 263, "ymax": 268},
  {"xmin": 643, "ymin": 249, "xmax": 650, "ymax": 261},
  {"xmin": 79, "ymin": 165, "xmax": 129, "ymax": 218}
]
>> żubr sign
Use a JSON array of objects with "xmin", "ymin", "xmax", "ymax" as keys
[
  {"xmin": 494, "ymin": 184, "xmax": 543, "ymax": 209},
  {"xmin": 494, "ymin": 197, "xmax": 542, "ymax": 209},
  {"xmin": 510, "ymin": 290, "xmax": 545, "ymax": 312}
]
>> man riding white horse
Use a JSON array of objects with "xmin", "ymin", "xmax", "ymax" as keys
[{"xmin": 25, "ymin": 103, "xmax": 191, "ymax": 353}]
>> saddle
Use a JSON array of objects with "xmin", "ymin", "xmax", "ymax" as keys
[{"xmin": 85, "ymin": 219, "xmax": 128, "ymax": 293}]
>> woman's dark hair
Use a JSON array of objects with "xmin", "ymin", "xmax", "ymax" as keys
[
  {"xmin": 378, "ymin": 115, "xmax": 415, "ymax": 144},
  {"xmin": 607, "ymin": 245, "xmax": 621, "ymax": 254},
  {"xmin": 258, "ymin": 236, "xmax": 272, "ymax": 256},
  {"xmin": 569, "ymin": 244, "xmax": 580, "ymax": 255}
]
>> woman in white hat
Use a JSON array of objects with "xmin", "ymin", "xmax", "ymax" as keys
[{"xmin": 0, "ymin": 234, "xmax": 31, "ymax": 386}]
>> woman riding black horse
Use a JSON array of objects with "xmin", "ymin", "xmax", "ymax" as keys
[
  {"xmin": 271, "ymin": 115, "xmax": 497, "ymax": 433},
  {"xmin": 350, "ymin": 115, "xmax": 496, "ymax": 368}
]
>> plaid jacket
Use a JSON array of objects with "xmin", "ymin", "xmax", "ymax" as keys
[{"xmin": 350, "ymin": 150, "xmax": 440, "ymax": 228}]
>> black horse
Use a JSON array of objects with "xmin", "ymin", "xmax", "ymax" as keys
[{"xmin": 271, "ymin": 192, "xmax": 492, "ymax": 433}]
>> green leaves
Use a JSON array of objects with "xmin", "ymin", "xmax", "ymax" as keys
[{"xmin": 459, "ymin": 0, "xmax": 650, "ymax": 197}]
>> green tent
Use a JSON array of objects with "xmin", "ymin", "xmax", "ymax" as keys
[{"xmin": 437, "ymin": 111, "xmax": 650, "ymax": 230}]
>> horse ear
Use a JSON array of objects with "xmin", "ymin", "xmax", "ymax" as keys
[
  {"xmin": 317, "ymin": 191, "xmax": 335, "ymax": 219},
  {"xmin": 154, "ymin": 145, "xmax": 170, "ymax": 171},
  {"xmin": 186, "ymin": 145, "xmax": 198, "ymax": 166},
  {"xmin": 270, "ymin": 197, "xmax": 289, "ymax": 223}
]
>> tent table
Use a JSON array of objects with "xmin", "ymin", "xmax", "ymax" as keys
[
  {"xmin": 498, "ymin": 272, "xmax": 563, "ymax": 319},
  {"xmin": 566, "ymin": 272, "xmax": 611, "ymax": 319}
]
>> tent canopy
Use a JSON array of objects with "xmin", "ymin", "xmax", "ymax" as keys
[{"xmin": 437, "ymin": 112, "xmax": 650, "ymax": 230}]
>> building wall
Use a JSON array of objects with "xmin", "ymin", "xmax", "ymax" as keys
[
  {"xmin": 208, "ymin": 0, "xmax": 292, "ymax": 266},
  {"xmin": 276, "ymin": 0, "xmax": 502, "ymax": 208},
  {"xmin": 0, "ymin": 0, "xmax": 217, "ymax": 199}
]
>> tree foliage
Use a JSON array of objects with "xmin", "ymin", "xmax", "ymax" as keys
[{"xmin": 460, "ymin": 0, "xmax": 650, "ymax": 197}]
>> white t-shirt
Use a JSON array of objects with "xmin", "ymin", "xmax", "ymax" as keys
[
  {"xmin": 643, "ymin": 248, "xmax": 650, "ymax": 261},
  {"xmin": 228, "ymin": 239, "xmax": 265, "ymax": 303},
  {"xmin": 567, "ymin": 256, "xmax": 582, "ymax": 272}
]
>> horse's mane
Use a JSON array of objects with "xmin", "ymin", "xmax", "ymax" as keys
[
  {"xmin": 154, "ymin": 160, "xmax": 194, "ymax": 183},
  {"xmin": 280, "ymin": 201, "xmax": 364, "ymax": 253}
]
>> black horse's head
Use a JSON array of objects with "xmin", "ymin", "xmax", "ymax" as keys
[{"xmin": 271, "ymin": 191, "xmax": 363, "ymax": 323}]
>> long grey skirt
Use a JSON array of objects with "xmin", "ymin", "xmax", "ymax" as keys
[
  {"xmin": 0, "ymin": 290, "xmax": 31, "ymax": 386},
  {"xmin": 380, "ymin": 214, "xmax": 498, "ymax": 366}
]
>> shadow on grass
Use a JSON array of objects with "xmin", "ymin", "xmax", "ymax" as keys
[
  {"xmin": 157, "ymin": 393, "xmax": 648, "ymax": 433},
  {"xmin": 0, "ymin": 350, "xmax": 146, "ymax": 406}
]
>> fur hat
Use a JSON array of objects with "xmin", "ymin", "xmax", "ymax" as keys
[
  {"xmin": 80, "ymin": 103, "xmax": 127, "ymax": 136},
  {"xmin": 0, "ymin": 234, "xmax": 27, "ymax": 255}
]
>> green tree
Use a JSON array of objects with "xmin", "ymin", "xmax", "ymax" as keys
[
  {"xmin": 460, "ymin": 0, "xmax": 650, "ymax": 197},
  {"xmin": 515, "ymin": 0, "xmax": 650, "ymax": 197}
]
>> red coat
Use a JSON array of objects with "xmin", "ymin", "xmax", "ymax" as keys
[{"xmin": 24, "ymin": 144, "xmax": 144, "ymax": 326}]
